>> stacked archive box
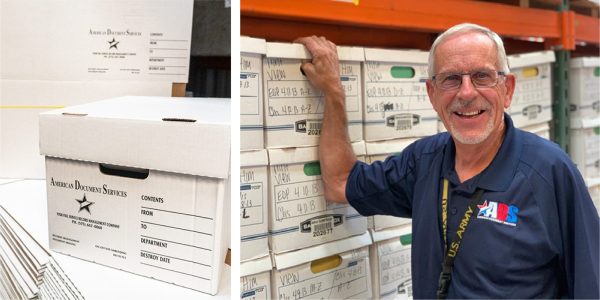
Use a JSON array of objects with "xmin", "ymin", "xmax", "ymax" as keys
[
  {"xmin": 568, "ymin": 57, "xmax": 600, "ymax": 213},
  {"xmin": 239, "ymin": 39, "xmax": 372, "ymax": 299},
  {"xmin": 507, "ymin": 51, "xmax": 556, "ymax": 138},
  {"xmin": 0, "ymin": 0, "xmax": 194, "ymax": 179},
  {"xmin": 362, "ymin": 47, "xmax": 434, "ymax": 299}
]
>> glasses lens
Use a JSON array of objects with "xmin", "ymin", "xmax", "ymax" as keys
[
  {"xmin": 439, "ymin": 74, "xmax": 461, "ymax": 90},
  {"xmin": 471, "ymin": 70, "xmax": 497, "ymax": 87}
]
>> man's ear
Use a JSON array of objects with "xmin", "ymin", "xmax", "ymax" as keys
[
  {"xmin": 426, "ymin": 79, "xmax": 437, "ymax": 112},
  {"xmin": 503, "ymin": 73, "xmax": 516, "ymax": 109}
]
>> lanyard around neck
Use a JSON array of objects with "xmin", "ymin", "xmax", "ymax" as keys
[{"xmin": 438, "ymin": 178, "xmax": 484, "ymax": 299}]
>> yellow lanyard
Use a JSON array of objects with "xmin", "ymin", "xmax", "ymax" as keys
[{"xmin": 442, "ymin": 179, "xmax": 449, "ymax": 251}]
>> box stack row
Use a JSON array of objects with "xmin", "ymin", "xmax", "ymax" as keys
[
  {"xmin": 241, "ymin": 37, "xmax": 441, "ymax": 299},
  {"xmin": 568, "ymin": 57, "xmax": 600, "ymax": 213}
]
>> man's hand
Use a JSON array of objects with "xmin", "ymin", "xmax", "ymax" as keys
[{"xmin": 294, "ymin": 36, "xmax": 344, "ymax": 99}]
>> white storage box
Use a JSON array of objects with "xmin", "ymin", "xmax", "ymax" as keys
[
  {"xmin": 240, "ymin": 37, "xmax": 267, "ymax": 150},
  {"xmin": 267, "ymin": 142, "xmax": 367, "ymax": 253},
  {"xmin": 370, "ymin": 226, "xmax": 413, "ymax": 299},
  {"xmin": 507, "ymin": 51, "xmax": 555, "ymax": 128},
  {"xmin": 240, "ymin": 149, "xmax": 269, "ymax": 261},
  {"xmin": 569, "ymin": 57, "xmax": 600, "ymax": 121},
  {"xmin": 520, "ymin": 122, "xmax": 551, "ymax": 140},
  {"xmin": 272, "ymin": 232, "xmax": 372, "ymax": 299},
  {"xmin": 1, "ymin": 0, "xmax": 193, "ymax": 83},
  {"xmin": 570, "ymin": 118, "xmax": 600, "ymax": 180},
  {"xmin": 363, "ymin": 48, "xmax": 436, "ymax": 141},
  {"xmin": 365, "ymin": 138, "xmax": 417, "ymax": 230},
  {"xmin": 263, "ymin": 42, "xmax": 364, "ymax": 148},
  {"xmin": 0, "ymin": 79, "xmax": 173, "ymax": 179},
  {"xmin": 241, "ymin": 255, "xmax": 272, "ymax": 300},
  {"xmin": 39, "ymin": 96, "xmax": 230, "ymax": 295}
]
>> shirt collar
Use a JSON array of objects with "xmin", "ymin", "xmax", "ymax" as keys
[{"xmin": 441, "ymin": 113, "xmax": 521, "ymax": 192}]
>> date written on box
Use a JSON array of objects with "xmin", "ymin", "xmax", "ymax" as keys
[
  {"xmin": 263, "ymin": 42, "xmax": 364, "ymax": 148},
  {"xmin": 272, "ymin": 233, "xmax": 372, "ymax": 300},
  {"xmin": 267, "ymin": 143, "xmax": 367, "ymax": 253},
  {"xmin": 40, "ymin": 96, "xmax": 230, "ymax": 295}
]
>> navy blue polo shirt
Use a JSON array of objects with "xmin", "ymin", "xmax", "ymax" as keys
[{"xmin": 347, "ymin": 114, "xmax": 599, "ymax": 298}]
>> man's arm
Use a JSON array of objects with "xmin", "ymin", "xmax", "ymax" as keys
[{"xmin": 295, "ymin": 36, "xmax": 356, "ymax": 203}]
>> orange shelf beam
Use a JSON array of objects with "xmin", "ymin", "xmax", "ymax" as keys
[
  {"xmin": 574, "ymin": 13, "xmax": 600, "ymax": 45},
  {"xmin": 242, "ymin": 0, "xmax": 562, "ymax": 40}
]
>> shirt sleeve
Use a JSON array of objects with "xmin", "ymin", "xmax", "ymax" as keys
[
  {"xmin": 345, "ymin": 143, "xmax": 417, "ymax": 218},
  {"xmin": 554, "ymin": 160, "xmax": 600, "ymax": 298}
]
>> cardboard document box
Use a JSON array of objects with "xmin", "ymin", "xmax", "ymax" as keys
[
  {"xmin": 263, "ymin": 42, "xmax": 364, "ymax": 148},
  {"xmin": 1, "ymin": 0, "xmax": 193, "ymax": 83},
  {"xmin": 363, "ymin": 48, "xmax": 436, "ymax": 141},
  {"xmin": 370, "ymin": 226, "xmax": 413, "ymax": 299},
  {"xmin": 39, "ymin": 96, "xmax": 230, "ymax": 295},
  {"xmin": 267, "ymin": 142, "xmax": 367, "ymax": 254},
  {"xmin": 240, "ymin": 149, "xmax": 269, "ymax": 261},
  {"xmin": 569, "ymin": 57, "xmax": 600, "ymax": 122},
  {"xmin": 365, "ymin": 138, "xmax": 417, "ymax": 230},
  {"xmin": 241, "ymin": 37, "xmax": 267, "ymax": 150},
  {"xmin": 240, "ymin": 255, "xmax": 272, "ymax": 300},
  {"xmin": 0, "ymin": 79, "xmax": 173, "ymax": 179},
  {"xmin": 272, "ymin": 232, "xmax": 372, "ymax": 300},
  {"xmin": 507, "ymin": 51, "xmax": 555, "ymax": 128},
  {"xmin": 570, "ymin": 118, "xmax": 600, "ymax": 180}
]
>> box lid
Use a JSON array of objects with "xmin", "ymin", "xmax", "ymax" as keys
[
  {"xmin": 240, "ymin": 254, "xmax": 272, "ymax": 277},
  {"xmin": 351, "ymin": 141, "xmax": 366, "ymax": 156},
  {"xmin": 39, "ymin": 96, "xmax": 230, "ymax": 178},
  {"xmin": 520, "ymin": 122, "xmax": 550, "ymax": 135},
  {"xmin": 508, "ymin": 51, "xmax": 555, "ymax": 69},
  {"xmin": 241, "ymin": 36, "xmax": 267, "ymax": 54},
  {"xmin": 272, "ymin": 232, "xmax": 371, "ymax": 270},
  {"xmin": 370, "ymin": 224, "xmax": 412, "ymax": 243},
  {"xmin": 241, "ymin": 149, "xmax": 268, "ymax": 167},
  {"xmin": 266, "ymin": 42, "xmax": 364, "ymax": 61},
  {"xmin": 586, "ymin": 177, "xmax": 600, "ymax": 188},
  {"xmin": 570, "ymin": 117, "xmax": 600, "ymax": 129},
  {"xmin": 364, "ymin": 48, "xmax": 429, "ymax": 64},
  {"xmin": 366, "ymin": 138, "xmax": 418, "ymax": 156},
  {"xmin": 268, "ymin": 142, "xmax": 366, "ymax": 165},
  {"xmin": 570, "ymin": 57, "xmax": 600, "ymax": 68}
]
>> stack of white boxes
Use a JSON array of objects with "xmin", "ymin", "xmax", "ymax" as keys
[
  {"xmin": 507, "ymin": 51, "xmax": 556, "ymax": 138},
  {"xmin": 0, "ymin": 0, "xmax": 193, "ymax": 179},
  {"xmin": 362, "ymin": 48, "xmax": 434, "ymax": 299},
  {"xmin": 568, "ymin": 57, "xmax": 600, "ymax": 213},
  {"xmin": 240, "ymin": 38, "xmax": 272, "ymax": 284},
  {"xmin": 240, "ymin": 38, "xmax": 375, "ymax": 298},
  {"xmin": 264, "ymin": 41, "xmax": 372, "ymax": 298},
  {"xmin": 370, "ymin": 226, "xmax": 413, "ymax": 299}
]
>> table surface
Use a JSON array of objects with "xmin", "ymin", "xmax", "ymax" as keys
[{"xmin": 0, "ymin": 179, "xmax": 231, "ymax": 300}]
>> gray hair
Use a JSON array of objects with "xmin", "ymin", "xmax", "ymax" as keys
[{"xmin": 428, "ymin": 23, "xmax": 510, "ymax": 77}]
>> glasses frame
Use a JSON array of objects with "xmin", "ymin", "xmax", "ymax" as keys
[{"xmin": 431, "ymin": 70, "xmax": 506, "ymax": 91}]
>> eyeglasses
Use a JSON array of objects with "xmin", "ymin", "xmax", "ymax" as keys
[{"xmin": 431, "ymin": 69, "xmax": 506, "ymax": 90}]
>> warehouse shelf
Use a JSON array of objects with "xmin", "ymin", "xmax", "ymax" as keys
[{"xmin": 241, "ymin": 0, "xmax": 599, "ymax": 53}]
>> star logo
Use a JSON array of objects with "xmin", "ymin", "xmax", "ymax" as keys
[
  {"xmin": 108, "ymin": 37, "xmax": 119, "ymax": 50},
  {"xmin": 477, "ymin": 200, "xmax": 489, "ymax": 210},
  {"xmin": 76, "ymin": 194, "xmax": 94, "ymax": 214}
]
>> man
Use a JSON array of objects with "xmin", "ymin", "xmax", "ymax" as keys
[{"xmin": 296, "ymin": 23, "xmax": 599, "ymax": 299}]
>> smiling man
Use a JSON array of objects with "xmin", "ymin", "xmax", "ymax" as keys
[{"xmin": 296, "ymin": 23, "xmax": 599, "ymax": 299}]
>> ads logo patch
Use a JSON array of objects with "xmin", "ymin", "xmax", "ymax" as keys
[
  {"xmin": 477, "ymin": 200, "xmax": 518, "ymax": 226},
  {"xmin": 76, "ymin": 194, "xmax": 94, "ymax": 214}
]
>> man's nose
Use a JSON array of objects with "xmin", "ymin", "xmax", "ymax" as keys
[{"xmin": 456, "ymin": 74, "xmax": 478, "ymax": 100}]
